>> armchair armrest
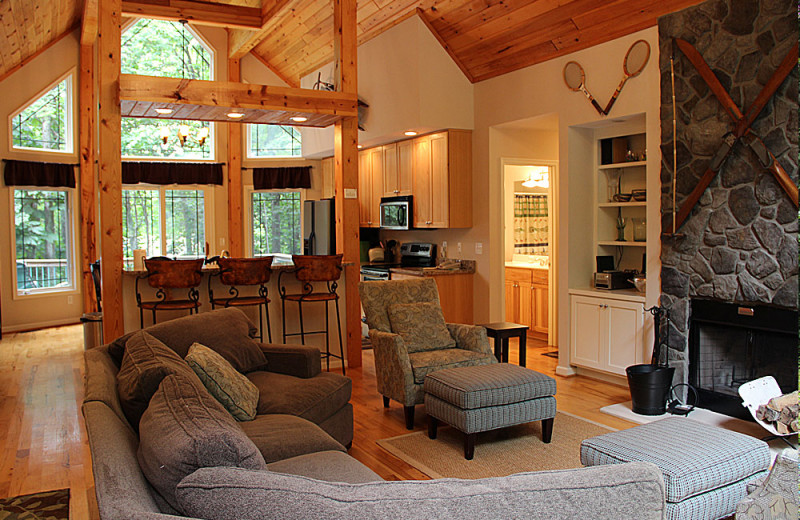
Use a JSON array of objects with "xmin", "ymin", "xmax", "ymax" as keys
[
  {"xmin": 257, "ymin": 343, "xmax": 321, "ymax": 379},
  {"xmin": 368, "ymin": 330, "xmax": 416, "ymax": 404},
  {"xmin": 447, "ymin": 324, "xmax": 493, "ymax": 356}
]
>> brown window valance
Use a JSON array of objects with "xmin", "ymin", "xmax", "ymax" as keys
[
  {"xmin": 122, "ymin": 162, "xmax": 224, "ymax": 185},
  {"xmin": 3, "ymin": 159, "xmax": 76, "ymax": 188},
  {"xmin": 253, "ymin": 166, "xmax": 311, "ymax": 190}
]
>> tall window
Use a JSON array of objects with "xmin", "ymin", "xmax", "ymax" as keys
[
  {"xmin": 11, "ymin": 75, "xmax": 73, "ymax": 153},
  {"xmin": 121, "ymin": 19, "xmax": 214, "ymax": 160},
  {"xmin": 248, "ymin": 125, "xmax": 302, "ymax": 158},
  {"xmin": 13, "ymin": 189, "xmax": 74, "ymax": 293},
  {"xmin": 251, "ymin": 191, "xmax": 301, "ymax": 256},
  {"xmin": 123, "ymin": 187, "xmax": 207, "ymax": 267}
]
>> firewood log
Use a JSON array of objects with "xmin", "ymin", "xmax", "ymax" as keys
[
  {"xmin": 766, "ymin": 391, "xmax": 798, "ymax": 411},
  {"xmin": 756, "ymin": 404, "xmax": 781, "ymax": 422}
]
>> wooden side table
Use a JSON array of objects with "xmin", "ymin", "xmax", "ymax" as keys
[{"xmin": 479, "ymin": 322, "xmax": 528, "ymax": 367}]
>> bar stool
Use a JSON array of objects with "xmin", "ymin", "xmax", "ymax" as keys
[
  {"xmin": 208, "ymin": 257, "xmax": 273, "ymax": 342},
  {"xmin": 136, "ymin": 258, "xmax": 203, "ymax": 328},
  {"xmin": 279, "ymin": 254, "xmax": 345, "ymax": 375}
]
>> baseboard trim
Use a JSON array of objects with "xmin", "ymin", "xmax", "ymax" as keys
[
  {"xmin": 555, "ymin": 365, "xmax": 577, "ymax": 377},
  {"xmin": 2, "ymin": 318, "xmax": 82, "ymax": 334}
]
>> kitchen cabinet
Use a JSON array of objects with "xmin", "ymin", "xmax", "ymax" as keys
[
  {"xmin": 382, "ymin": 142, "xmax": 412, "ymax": 197},
  {"xmin": 569, "ymin": 293, "xmax": 645, "ymax": 376},
  {"xmin": 358, "ymin": 147, "xmax": 384, "ymax": 227},
  {"xmin": 390, "ymin": 271, "xmax": 473, "ymax": 324},
  {"xmin": 504, "ymin": 267, "xmax": 548, "ymax": 339}
]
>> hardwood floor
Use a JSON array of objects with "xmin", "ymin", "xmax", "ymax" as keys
[{"xmin": 0, "ymin": 325, "xmax": 636, "ymax": 516}]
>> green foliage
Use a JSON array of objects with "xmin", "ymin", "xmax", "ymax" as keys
[
  {"xmin": 249, "ymin": 125, "xmax": 301, "ymax": 157},
  {"xmin": 14, "ymin": 190, "xmax": 70, "ymax": 290},
  {"xmin": 122, "ymin": 189, "xmax": 161, "ymax": 259},
  {"xmin": 12, "ymin": 78, "xmax": 69, "ymax": 151},
  {"xmin": 123, "ymin": 189, "xmax": 205, "ymax": 260},
  {"xmin": 252, "ymin": 192, "xmax": 301, "ymax": 255},
  {"xmin": 165, "ymin": 190, "xmax": 205, "ymax": 256},
  {"xmin": 122, "ymin": 118, "xmax": 212, "ymax": 159}
]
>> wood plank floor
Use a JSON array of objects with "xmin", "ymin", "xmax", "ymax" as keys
[{"xmin": 0, "ymin": 325, "xmax": 637, "ymax": 516}]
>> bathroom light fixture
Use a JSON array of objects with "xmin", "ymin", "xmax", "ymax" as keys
[{"xmin": 521, "ymin": 166, "xmax": 550, "ymax": 188}]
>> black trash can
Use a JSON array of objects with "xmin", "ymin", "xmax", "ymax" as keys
[{"xmin": 626, "ymin": 364, "xmax": 675, "ymax": 415}]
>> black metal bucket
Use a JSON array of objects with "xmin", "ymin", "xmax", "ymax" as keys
[{"xmin": 626, "ymin": 364, "xmax": 675, "ymax": 415}]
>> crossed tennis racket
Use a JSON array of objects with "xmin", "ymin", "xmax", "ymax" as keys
[{"xmin": 563, "ymin": 40, "xmax": 651, "ymax": 116}]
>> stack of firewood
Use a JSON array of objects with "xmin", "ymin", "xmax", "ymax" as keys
[{"xmin": 755, "ymin": 391, "xmax": 798, "ymax": 434}]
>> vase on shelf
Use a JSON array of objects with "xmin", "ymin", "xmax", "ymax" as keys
[
  {"xmin": 616, "ymin": 216, "xmax": 627, "ymax": 241},
  {"xmin": 603, "ymin": 169, "xmax": 622, "ymax": 202},
  {"xmin": 632, "ymin": 218, "xmax": 646, "ymax": 242}
]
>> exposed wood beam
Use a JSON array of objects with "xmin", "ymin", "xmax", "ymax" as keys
[
  {"xmin": 227, "ymin": 58, "xmax": 243, "ymax": 257},
  {"xmin": 415, "ymin": 8, "xmax": 474, "ymax": 83},
  {"xmin": 121, "ymin": 0, "xmax": 262, "ymax": 29},
  {"xmin": 248, "ymin": 49, "xmax": 299, "ymax": 88},
  {"xmin": 98, "ymin": 0, "xmax": 124, "ymax": 342},
  {"xmin": 119, "ymin": 74, "xmax": 358, "ymax": 117},
  {"xmin": 79, "ymin": 43, "xmax": 98, "ymax": 314},
  {"xmin": 333, "ymin": 0, "xmax": 361, "ymax": 368},
  {"xmin": 81, "ymin": 0, "xmax": 99, "ymax": 45},
  {"xmin": 0, "ymin": 24, "xmax": 78, "ymax": 85},
  {"xmin": 228, "ymin": 0, "xmax": 293, "ymax": 59}
]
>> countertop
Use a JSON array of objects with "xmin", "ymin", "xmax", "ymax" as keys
[
  {"xmin": 124, "ymin": 260, "xmax": 354, "ymax": 275},
  {"xmin": 505, "ymin": 261, "xmax": 549, "ymax": 270},
  {"xmin": 390, "ymin": 260, "xmax": 476, "ymax": 277},
  {"xmin": 568, "ymin": 286, "xmax": 646, "ymax": 303}
]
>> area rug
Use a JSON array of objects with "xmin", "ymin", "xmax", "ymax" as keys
[
  {"xmin": 376, "ymin": 411, "xmax": 615, "ymax": 479},
  {"xmin": 0, "ymin": 489, "xmax": 69, "ymax": 520}
]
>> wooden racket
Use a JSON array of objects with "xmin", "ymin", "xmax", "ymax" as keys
[
  {"xmin": 603, "ymin": 40, "xmax": 651, "ymax": 115},
  {"xmin": 563, "ymin": 61, "xmax": 604, "ymax": 115}
]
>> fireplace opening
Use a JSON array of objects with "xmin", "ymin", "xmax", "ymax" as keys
[{"xmin": 688, "ymin": 299, "xmax": 798, "ymax": 421}]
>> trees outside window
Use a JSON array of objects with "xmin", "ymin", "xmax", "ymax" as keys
[
  {"xmin": 123, "ymin": 187, "xmax": 207, "ymax": 267},
  {"xmin": 251, "ymin": 191, "xmax": 301, "ymax": 255},
  {"xmin": 248, "ymin": 125, "xmax": 302, "ymax": 158},
  {"xmin": 11, "ymin": 75, "xmax": 72, "ymax": 153},
  {"xmin": 13, "ymin": 189, "xmax": 74, "ymax": 293},
  {"xmin": 121, "ymin": 19, "xmax": 214, "ymax": 160}
]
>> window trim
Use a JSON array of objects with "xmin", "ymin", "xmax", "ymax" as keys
[
  {"xmin": 244, "ymin": 185, "xmax": 305, "ymax": 259},
  {"xmin": 245, "ymin": 124, "xmax": 303, "ymax": 160},
  {"xmin": 8, "ymin": 69, "xmax": 76, "ymax": 156},
  {"xmin": 122, "ymin": 183, "xmax": 216, "ymax": 265},
  {"xmin": 9, "ymin": 186, "xmax": 80, "ymax": 300}
]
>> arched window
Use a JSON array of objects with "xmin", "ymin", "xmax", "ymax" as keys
[{"xmin": 121, "ymin": 19, "xmax": 214, "ymax": 160}]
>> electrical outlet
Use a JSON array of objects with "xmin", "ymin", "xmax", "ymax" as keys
[
  {"xmin": 457, "ymin": 242, "xmax": 462, "ymax": 255},
  {"xmin": 220, "ymin": 237, "xmax": 226, "ymax": 246},
  {"xmin": 475, "ymin": 242, "xmax": 483, "ymax": 255},
  {"xmin": 67, "ymin": 295, "xmax": 73, "ymax": 305}
]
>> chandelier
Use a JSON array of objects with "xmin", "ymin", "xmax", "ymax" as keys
[
  {"xmin": 159, "ymin": 124, "xmax": 209, "ymax": 148},
  {"xmin": 522, "ymin": 166, "xmax": 550, "ymax": 188}
]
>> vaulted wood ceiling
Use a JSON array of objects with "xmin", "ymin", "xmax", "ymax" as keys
[{"xmin": 1, "ymin": 0, "xmax": 707, "ymax": 85}]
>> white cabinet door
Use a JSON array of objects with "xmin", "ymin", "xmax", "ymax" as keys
[
  {"xmin": 605, "ymin": 300, "xmax": 644, "ymax": 376},
  {"xmin": 570, "ymin": 296, "xmax": 604, "ymax": 370}
]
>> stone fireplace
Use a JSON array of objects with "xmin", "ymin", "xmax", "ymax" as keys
[{"xmin": 657, "ymin": 0, "xmax": 798, "ymax": 406}]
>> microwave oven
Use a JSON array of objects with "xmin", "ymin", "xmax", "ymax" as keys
[{"xmin": 379, "ymin": 196, "xmax": 412, "ymax": 230}]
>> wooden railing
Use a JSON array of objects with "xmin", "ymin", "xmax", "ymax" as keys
[{"xmin": 16, "ymin": 259, "xmax": 69, "ymax": 289}]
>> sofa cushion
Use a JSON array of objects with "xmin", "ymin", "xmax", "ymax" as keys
[
  {"xmin": 387, "ymin": 302, "xmax": 456, "ymax": 353},
  {"xmin": 108, "ymin": 308, "xmax": 268, "ymax": 374},
  {"xmin": 138, "ymin": 372, "xmax": 267, "ymax": 513},
  {"xmin": 247, "ymin": 371, "xmax": 351, "ymax": 425},
  {"xmin": 116, "ymin": 330, "xmax": 197, "ymax": 429},
  {"xmin": 176, "ymin": 462, "xmax": 666, "ymax": 520},
  {"xmin": 409, "ymin": 349, "xmax": 495, "ymax": 385},
  {"xmin": 266, "ymin": 451, "xmax": 383, "ymax": 484},
  {"xmin": 239, "ymin": 414, "xmax": 345, "ymax": 463},
  {"xmin": 186, "ymin": 342, "xmax": 259, "ymax": 421}
]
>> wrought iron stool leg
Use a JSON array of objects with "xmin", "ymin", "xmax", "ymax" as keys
[
  {"xmin": 298, "ymin": 302, "xmax": 305, "ymax": 344},
  {"xmin": 335, "ymin": 297, "xmax": 345, "ymax": 375}
]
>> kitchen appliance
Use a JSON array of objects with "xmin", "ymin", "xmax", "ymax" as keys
[
  {"xmin": 360, "ymin": 264, "xmax": 392, "ymax": 281},
  {"xmin": 368, "ymin": 248, "xmax": 385, "ymax": 262},
  {"xmin": 303, "ymin": 198, "xmax": 335, "ymax": 255},
  {"xmin": 379, "ymin": 196, "xmax": 412, "ymax": 230},
  {"xmin": 400, "ymin": 242, "xmax": 437, "ymax": 267},
  {"xmin": 594, "ymin": 271, "xmax": 634, "ymax": 290}
]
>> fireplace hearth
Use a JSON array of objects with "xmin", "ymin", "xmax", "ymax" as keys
[{"xmin": 688, "ymin": 299, "xmax": 797, "ymax": 421}]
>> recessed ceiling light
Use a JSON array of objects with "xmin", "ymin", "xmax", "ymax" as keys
[
  {"xmin": 404, "ymin": 131, "xmax": 417, "ymax": 136},
  {"xmin": 357, "ymin": 145, "xmax": 363, "ymax": 149},
  {"xmin": 154, "ymin": 108, "xmax": 173, "ymax": 115},
  {"xmin": 227, "ymin": 112, "xmax": 245, "ymax": 119},
  {"xmin": 290, "ymin": 116, "xmax": 308, "ymax": 123}
]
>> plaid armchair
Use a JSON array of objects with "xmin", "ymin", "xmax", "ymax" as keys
[{"xmin": 359, "ymin": 278, "xmax": 496, "ymax": 429}]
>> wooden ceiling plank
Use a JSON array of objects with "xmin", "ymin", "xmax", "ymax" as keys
[
  {"xmin": 227, "ymin": 0, "xmax": 293, "ymax": 59},
  {"xmin": 416, "ymin": 8, "xmax": 474, "ymax": 82},
  {"xmin": 119, "ymin": 74, "xmax": 359, "ymax": 117},
  {"xmin": 248, "ymin": 49, "xmax": 299, "ymax": 88},
  {"xmin": 9, "ymin": 0, "xmax": 35, "ymax": 59},
  {"xmin": 0, "ymin": 22, "xmax": 77, "ymax": 84},
  {"xmin": 120, "ymin": 99, "xmax": 136, "ymax": 116},
  {"xmin": 81, "ymin": 0, "xmax": 99, "ymax": 45},
  {"xmin": 469, "ymin": 40, "xmax": 559, "ymax": 80},
  {"xmin": 121, "ymin": 0, "xmax": 263, "ymax": 29},
  {"xmin": 127, "ymin": 101, "xmax": 154, "ymax": 116},
  {"xmin": 0, "ymin": 1, "xmax": 21, "ymax": 75}
]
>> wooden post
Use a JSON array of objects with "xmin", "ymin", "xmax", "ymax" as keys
[
  {"xmin": 228, "ymin": 57, "xmax": 243, "ymax": 257},
  {"xmin": 79, "ymin": 43, "xmax": 98, "ymax": 314},
  {"xmin": 97, "ymin": 0, "xmax": 124, "ymax": 342},
  {"xmin": 333, "ymin": 0, "xmax": 361, "ymax": 367}
]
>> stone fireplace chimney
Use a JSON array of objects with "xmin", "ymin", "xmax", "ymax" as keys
[{"xmin": 657, "ymin": 0, "xmax": 798, "ymax": 392}]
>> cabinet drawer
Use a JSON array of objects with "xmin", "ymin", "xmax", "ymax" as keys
[
  {"xmin": 505, "ymin": 267, "xmax": 532, "ymax": 284},
  {"xmin": 532, "ymin": 269, "xmax": 548, "ymax": 285}
]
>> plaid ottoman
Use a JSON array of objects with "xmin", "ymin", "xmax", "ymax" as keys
[
  {"xmin": 424, "ymin": 363, "xmax": 556, "ymax": 460},
  {"xmin": 580, "ymin": 418, "xmax": 770, "ymax": 520}
]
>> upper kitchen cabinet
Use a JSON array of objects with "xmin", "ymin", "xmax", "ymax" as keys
[
  {"xmin": 412, "ymin": 130, "xmax": 472, "ymax": 229},
  {"xmin": 382, "ymin": 142, "xmax": 412, "ymax": 197},
  {"xmin": 358, "ymin": 147, "xmax": 386, "ymax": 228}
]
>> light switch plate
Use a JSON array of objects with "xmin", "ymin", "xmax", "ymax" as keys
[
  {"xmin": 475, "ymin": 243, "xmax": 483, "ymax": 255},
  {"xmin": 344, "ymin": 188, "xmax": 358, "ymax": 199}
]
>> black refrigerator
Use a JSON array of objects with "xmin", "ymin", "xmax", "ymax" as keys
[{"xmin": 303, "ymin": 198, "xmax": 336, "ymax": 255}]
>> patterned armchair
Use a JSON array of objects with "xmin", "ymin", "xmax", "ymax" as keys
[{"xmin": 359, "ymin": 278, "xmax": 496, "ymax": 430}]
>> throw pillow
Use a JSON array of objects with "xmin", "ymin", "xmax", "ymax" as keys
[
  {"xmin": 185, "ymin": 342, "xmax": 259, "ymax": 421},
  {"xmin": 138, "ymin": 372, "xmax": 267, "ymax": 514},
  {"xmin": 116, "ymin": 330, "xmax": 198, "ymax": 429},
  {"xmin": 386, "ymin": 302, "xmax": 455, "ymax": 353},
  {"xmin": 108, "ymin": 308, "xmax": 268, "ymax": 373}
]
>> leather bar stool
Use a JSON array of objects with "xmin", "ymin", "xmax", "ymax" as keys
[
  {"xmin": 279, "ymin": 254, "xmax": 345, "ymax": 375},
  {"xmin": 208, "ymin": 257, "xmax": 273, "ymax": 342},
  {"xmin": 136, "ymin": 258, "xmax": 203, "ymax": 328}
]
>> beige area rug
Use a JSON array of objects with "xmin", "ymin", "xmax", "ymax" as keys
[{"xmin": 376, "ymin": 411, "xmax": 615, "ymax": 479}]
